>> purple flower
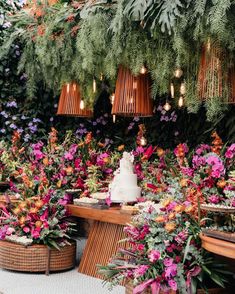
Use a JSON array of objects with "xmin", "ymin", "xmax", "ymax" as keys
[
  {"xmin": 21, "ymin": 115, "xmax": 27, "ymax": 120},
  {"xmin": 0, "ymin": 111, "xmax": 8, "ymax": 118},
  {"xmin": 24, "ymin": 134, "xmax": 31, "ymax": 142},
  {"xmin": 133, "ymin": 116, "xmax": 140, "ymax": 122},
  {"xmin": 29, "ymin": 125, "xmax": 37, "ymax": 133},
  {"xmin": 50, "ymin": 117, "xmax": 54, "ymax": 122},
  {"xmin": 9, "ymin": 123, "xmax": 17, "ymax": 129},
  {"xmin": 6, "ymin": 101, "xmax": 17, "ymax": 108}
]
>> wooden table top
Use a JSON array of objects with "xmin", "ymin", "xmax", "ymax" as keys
[
  {"xmin": 200, "ymin": 233, "xmax": 235, "ymax": 259},
  {"xmin": 67, "ymin": 204, "xmax": 132, "ymax": 226}
]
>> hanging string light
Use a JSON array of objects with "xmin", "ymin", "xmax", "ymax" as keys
[
  {"xmin": 180, "ymin": 82, "xmax": 186, "ymax": 95},
  {"xmin": 110, "ymin": 93, "xmax": 115, "ymax": 104},
  {"xmin": 80, "ymin": 100, "xmax": 85, "ymax": 110},
  {"xmin": 140, "ymin": 136, "xmax": 147, "ymax": 146},
  {"xmin": 113, "ymin": 115, "xmax": 116, "ymax": 123},
  {"xmin": 178, "ymin": 96, "xmax": 184, "ymax": 107},
  {"xmin": 170, "ymin": 83, "xmax": 174, "ymax": 98},
  {"xmin": 140, "ymin": 66, "xmax": 147, "ymax": 74},
  {"xmin": 93, "ymin": 78, "xmax": 97, "ymax": 93},
  {"xmin": 163, "ymin": 101, "xmax": 171, "ymax": 111},
  {"xmin": 174, "ymin": 68, "xmax": 183, "ymax": 78}
]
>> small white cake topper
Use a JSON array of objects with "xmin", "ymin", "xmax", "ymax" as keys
[{"xmin": 120, "ymin": 152, "xmax": 134, "ymax": 173}]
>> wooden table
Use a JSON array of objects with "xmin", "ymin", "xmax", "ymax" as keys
[
  {"xmin": 67, "ymin": 205, "xmax": 132, "ymax": 280},
  {"xmin": 200, "ymin": 233, "xmax": 235, "ymax": 259}
]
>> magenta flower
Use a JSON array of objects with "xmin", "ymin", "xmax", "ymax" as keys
[
  {"xmin": 225, "ymin": 144, "xmax": 235, "ymax": 159},
  {"xmin": 163, "ymin": 258, "xmax": 174, "ymax": 267},
  {"xmin": 206, "ymin": 155, "xmax": 225, "ymax": 178},
  {"xmin": 165, "ymin": 263, "xmax": 177, "ymax": 278},
  {"xmin": 208, "ymin": 194, "xmax": 220, "ymax": 204},
  {"xmin": 148, "ymin": 250, "xmax": 161, "ymax": 262},
  {"xmin": 195, "ymin": 144, "xmax": 211, "ymax": 156},
  {"xmin": 168, "ymin": 279, "xmax": 178, "ymax": 291},
  {"xmin": 134, "ymin": 265, "xmax": 149, "ymax": 277}
]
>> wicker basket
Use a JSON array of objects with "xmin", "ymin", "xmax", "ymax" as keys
[{"xmin": 0, "ymin": 240, "xmax": 76, "ymax": 275}]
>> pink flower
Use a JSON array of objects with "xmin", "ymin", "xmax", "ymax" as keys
[
  {"xmin": 225, "ymin": 144, "xmax": 235, "ymax": 159},
  {"xmin": 31, "ymin": 227, "xmax": 41, "ymax": 239},
  {"xmin": 195, "ymin": 144, "xmax": 211, "ymax": 156},
  {"xmin": 23, "ymin": 226, "xmax": 30, "ymax": 233},
  {"xmin": 163, "ymin": 258, "xmax": 174, "ymax": 267},
  {"xmin": 208, "ymin": 194, "xmax": 220, "ymax": 204},
  {"xmin": 168, "ymin": 279, "xmax": 178, "ymax": 291},
  {"xmin": 134, "ymin": 265, "xmax": 149, "ymax": 277},
  {"xmin": 165, "ymin": 264, "xmax": 177, "ymax": 278},
  {"xmin": 137, "ymin": 244, "xmax": 145, "ymax": 251},
  {"xmin": 206, "ymin": 155, "xmax": 225, "ymax": 178},
  {"xmin": 148, "ymin": 250, "xmax": 161, "ymax": 262},
  {"xmin": 64, "ymin": 152, "xmax": 73, "ymax": 160}
]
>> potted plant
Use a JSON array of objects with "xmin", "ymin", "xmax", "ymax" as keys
[{"xmin": 0, "ymin": 189, "xmax": 76, "ymax": 274}]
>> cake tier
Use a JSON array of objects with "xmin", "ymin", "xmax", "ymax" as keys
[
  {"xmin": 120, "ymin": 160, "xmax": 133, "ymax": 173},
  {"xmin": 111, "ymin": 187, "xmax": 141, "ymax": 203},
  {"xmin": 114, "ymin": 173, "xmax": 137, "ymax": 187}
]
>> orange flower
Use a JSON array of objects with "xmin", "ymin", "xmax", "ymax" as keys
[
  {"xmin": 19, "ymin": 202, "xmax": 27, "ymax": 210},
  {"xmin": 35, "ymin": 200, "xmax": 44, "ymax": 209},
  {"xmin": 118, "ymin": 145, "xmax": 125, "ymax": 151},
  {"xmin": 98, "ymin": 142, "xmax": 105, "ymax": 148},
  {"xmin": 13, "ymin": 207, "xmax": 21, "ymax": 215},
  {"xmin": 156, "ymin": 147, "xmax": 165, "ymax": 157},
  {"xmin": 19, "ymin": 216, "xmax": 26, "ymax": 226},
  {"xmin": 174, "ymin": 205, "xmax": 185, "ymax": 213},
  {"xmin": 35, "ymin": 221, "xmax": 42, "ymax": 228},
  {"xmin": 164, "ymin": 222, "xmax": 176, "ymax": 233},
  {"xmin": 217, "ymin": 179, "xmax": 227, "ymax": 189},
  {"xmin": 57, "ymin": 180, "xmax": 62, "ymax": 188},
  {"xmin": 185, "ymin": 206, "xmax": 193, "ymax": 213},
  {"xmin": 180, "ymin": 178, "xmax": 188, "ymax": 187},
  {"xmin": 65, "ymin": 166, "xmax": 73, "ymax": 175},
  {"xmin": 103, "ymin": 157, "xmax": 109, "ymax": 164},
  {"xmin": 30, "ymin": 207, "xmax": 38, "ymax": 214},
  {"xmin": 43, "ymin": 157, "xmax": 49, "ymax": 166},
  {"xmin": 162, "ymin": 199, "xmax": 171, "ymax": 207},
  {"xmin": 168, "ymin": 212, "xmax": 175, "ymax": 220},
  {"xmin": 155, "ymin": 216, "xmax": 165, "ymax": 223}
]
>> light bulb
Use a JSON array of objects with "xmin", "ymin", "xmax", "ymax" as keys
[
  {"xmin": 66, "ymin": 83, "xmax": 70, "ymax": 93},
  {"xmin": 178, "ymin": 96, "xmax": 184, "ymax": 107},
  {"xmin": 140, "ymin": 66, "xmax": 147, "ymax": 74},
  {"xmin": 174, "ymin": 68, "xmax": 183, "ymax": 78},
  {"xmin": 80, "ymin": 100, "xmax": 85, "ymax": 110},
  {"xmin": 170, "ymin": 83, "xmax": 174, "ymax": 98},
  {"xmin": 113, "ymin": 115, "xmax": 116, "ymax": 123},
  {"xmin": 110, "ymin": 93, "xmax": 115, "ymax": 104},
  {"xmin": 100, "ymin": 73, "xmax": 103, "ymax": 81},
  {"xmin": 130, "ymin": 96, "xmax": 134, "ymax": 104},
  {"xmin": 133, "ymin": 80, "xmax": 137, "ymax": 89},
  {"xmin": 163, "ymin": 101, "xmax": 171, "ymax": 111},
  {"xmin": 140, "ymin": 136, "xmax": 147, "ymax": 146},
  {"xmin": 207, "ymin": 38, "xmax": 211, "ymax": 51},
  {"xmin": 93, "ymin": 79, "xmax": 97, "ymax": 93},
  {"xmin": 73, "ymin": 83, "xmax": 76, "ymax": 91},
  {"xmin": 180, "ymin": 82, "xmax": 186, "ymax": 95}
]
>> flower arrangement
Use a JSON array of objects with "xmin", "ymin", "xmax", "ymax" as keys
[
  {"xmin": 99, "ymin": 200, "xmax": 229, "ymax": 293},
  {"xmin": 0, "ymin": 189, "xmax": 74, "ymax": 248}
]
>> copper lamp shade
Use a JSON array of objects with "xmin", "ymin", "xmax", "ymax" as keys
[
  {"xmin": 112, "ymin": 66, "xmax": 153, "ymax": 116},
  {"xmin": 57, "ymin": 82, "xmax": 93, "ymax": 117},
  {"xmin": 198, "ymin": 40, "xmax": 235, "ymax": 103}
]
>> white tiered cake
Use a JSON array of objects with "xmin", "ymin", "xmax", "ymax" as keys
[{"xmin": 109, "ymin": 152, "xmax": 141, "ymax": 203}]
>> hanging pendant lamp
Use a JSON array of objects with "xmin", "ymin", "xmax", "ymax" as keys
[
  {"xmin": 112, "ymin": 66, "xmax": 153, "ymax": 117},
  {"xmin": 57, "ymin": 82, "xmax": 93, "ymax": 117},
  {"xmin": 197, "ymin": 40, "xmax": 235, "ymax": 103}
]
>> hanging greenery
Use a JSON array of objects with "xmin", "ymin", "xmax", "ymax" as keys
[{"xmin": 1, "ymin": 0, "xmax": 235, "ymax": 120}]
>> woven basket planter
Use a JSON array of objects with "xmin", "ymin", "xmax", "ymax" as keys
[{"xmin": 0, "ymin": 240, "xmax": 76, "ymax": 275}]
